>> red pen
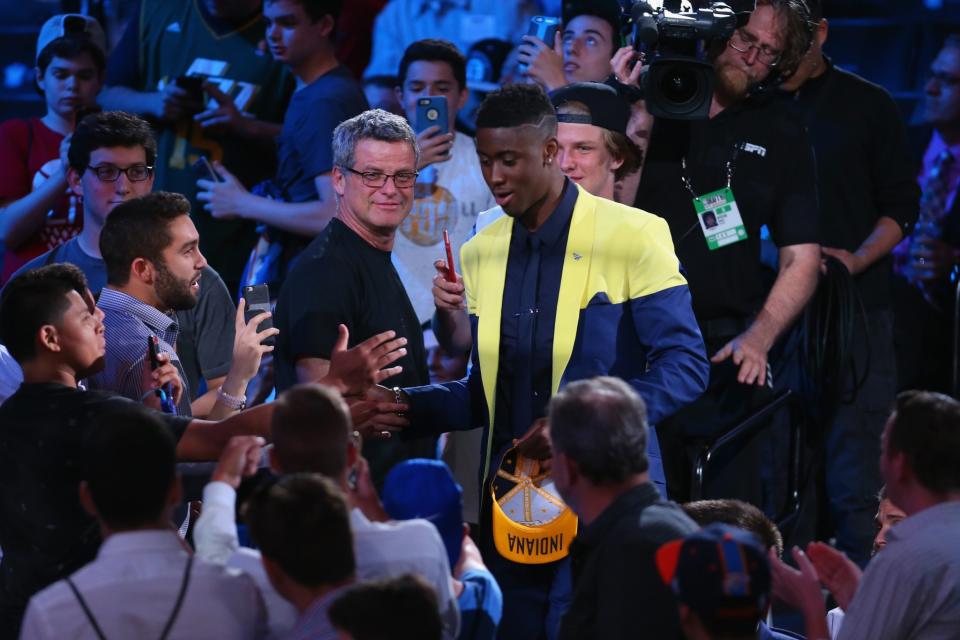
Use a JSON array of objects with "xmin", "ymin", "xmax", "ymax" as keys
[{"xmin": 443, "ymin": 229, "xmax": 457, "ymax": 283}]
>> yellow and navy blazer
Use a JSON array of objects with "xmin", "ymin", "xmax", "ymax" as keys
[{"xmin": 407, "ymin": 186, "xmax": 709, "ymax": 481}]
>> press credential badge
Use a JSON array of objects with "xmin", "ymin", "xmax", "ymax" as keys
[{"xmin": 693, "ymin": 187, "xmax": 748, "ymax": 250}]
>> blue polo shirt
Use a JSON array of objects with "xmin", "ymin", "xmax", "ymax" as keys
[{"xmin": 491, "ymin": 179, "xmax": 577, "ymax": 457}]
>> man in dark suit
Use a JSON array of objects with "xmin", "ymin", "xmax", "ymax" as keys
[{"xmin": 894, "ymin": 34, "xmax": 960, "ymax": 394}]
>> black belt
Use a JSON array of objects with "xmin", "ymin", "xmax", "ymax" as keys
[{"xmin": 700, "ymin": 316, "xmax": 751, "ymax": 340}]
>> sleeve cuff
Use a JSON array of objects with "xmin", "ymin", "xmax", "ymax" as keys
[{"xmin": 202, "ymin": 480, "xmax": 237, "ymax": 510}]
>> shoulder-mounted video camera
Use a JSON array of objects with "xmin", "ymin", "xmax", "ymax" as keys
[{"xmin": 623, "ymin": 0, "xmax": 754, "ymax": 119}]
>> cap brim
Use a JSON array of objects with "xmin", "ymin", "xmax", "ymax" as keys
[{"xmin": 655, "ymin": 539, "xmax": 684, "ymax": 585}]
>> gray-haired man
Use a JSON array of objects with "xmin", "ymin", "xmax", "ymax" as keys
[{"xmin": 273, "ymin": 109, "xmax": 432, "ymax": 486}]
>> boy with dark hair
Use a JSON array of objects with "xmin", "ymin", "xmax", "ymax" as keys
[
  {"xmin": 329, "ymin": 574, "xmax": 444, "ymax": 640},
  {"xmin": 11, "ymin": 110, "xmax": 238, "ymax": 418},
  {"xmin": 0, "ymin": 263, "xmax": 264, "ymax": 637},
  {"xmin": 517, "ymin": 0, "xmax": 622, "ymax": 91},
  {"xmin": 197, "ymin": 0, "xmax": 368, "ymax": 291},
  {"xmin": 392, "ymin": 38, "xmax": 495, "ymax": 324},
  {"xmin": 247, "ymin": 473, "xmax": 355, "ymax": 639},
  {"xmin": 20, "ymin": 405, "xmax": 266, "ymax": 638},
  {"xmin": 0, "ymin": 15, "xmax": 106, "ymax": 282}
]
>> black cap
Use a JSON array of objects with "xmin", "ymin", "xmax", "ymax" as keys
[
  {"xmin": 562, "ymin": 0, "xmax": 624, "ymax": 44},
  {"xmin": 465, "ymin": 38, "xmax": 513, "ymax": 92},
  {"xmin": 549, "ymin": 82, "xmax": 632, "ymax": 135}
]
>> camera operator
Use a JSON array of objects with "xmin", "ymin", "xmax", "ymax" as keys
[{"xmin": 634, "ymin": 0, "xmax": 821, "ymax": 509}]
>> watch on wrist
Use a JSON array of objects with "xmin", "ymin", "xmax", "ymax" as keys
[{"xmin": 392, "ymin": 386, "xmax": 405, "ymax": 418}]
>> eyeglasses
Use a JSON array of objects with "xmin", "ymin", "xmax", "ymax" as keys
[
  {"xmin": 86, "ymin": 164, "xmax": 154, "ymax": 182},
  {"xmin": 927, "ymin": 69, "xmax": 960, "ymax": 87},
  {"xmin": 727, "ymin": 30, "xmax": 782, "ymax": 67},
  {"xmin": 339, "ymin": 165, "xmax": 418, "ymax": 189}
]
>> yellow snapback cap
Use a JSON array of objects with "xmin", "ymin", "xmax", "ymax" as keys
[{"xmin": 491, "ymin": 448, "xmax": 578, "ymax": 564}]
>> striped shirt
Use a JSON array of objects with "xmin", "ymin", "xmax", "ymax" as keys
[
  {"xmin": 88, "ymin": 287, "xmax": 192, "ymax": 415},
  {"xmin": 839, "ymin": 500, "xmax": 960, "ymax": 640}
]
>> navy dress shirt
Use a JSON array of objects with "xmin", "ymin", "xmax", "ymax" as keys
[{"xmin": 491, "ymin": 179, "xmax": 578, "ymax": 459}]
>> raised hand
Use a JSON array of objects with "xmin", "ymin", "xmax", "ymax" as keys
[
  {"xmin": 228, "ymin": 299, "xmax": 279, "ymax": 385},
  {"xmin": 806, "ymin": 541, "xmax": 862, "ymax": 611},
  {"xmin": 432, "ymin": 259, "xmax": 465, "ymax": 310},
  {"xmin": 417, "ymin": 125, "xmax": 455, "ymax": 169},
  {"xmin": 517, "ymin": 33, "xmax": 567, "ymax": 91},
  {"xmin": 322, "ymin": 325, "xmax": 407, "ymax": 395},
  {"xmin": 211, "ymin": 435, "xmax": 266, "ymax": 489}
]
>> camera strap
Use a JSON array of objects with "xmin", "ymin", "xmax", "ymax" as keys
[{"xmin": 678, "ymin": 145, "xmax": 749, "ymax": 250}]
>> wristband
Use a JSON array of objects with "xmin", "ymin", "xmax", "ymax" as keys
[{"xmin": 217, "ymin": 386, "xmax": 247, "ymax": 411}]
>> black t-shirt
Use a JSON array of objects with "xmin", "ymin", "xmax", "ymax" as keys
[
  {"xmin": 273, "ymin": 218, "xmax": 432, "ymax": 484},
  {"xmin": 0, "ymin": 383, "xmax": 190, "ymax": 635},
  {"xmin": 636, "ymin": 95, "xmax": 820, "ymax": 322},
  {"xmin": 782, "ymin": 61, "xmax": 920, "ymax": 310}
]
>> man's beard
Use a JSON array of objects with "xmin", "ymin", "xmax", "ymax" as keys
[
  {"xmin": 155, "ymin": 261, "xmax": 199, "ymax": 311},
  {"xmin": 714, "ymin": 62, "xmax": 753, "ymax": 103}
]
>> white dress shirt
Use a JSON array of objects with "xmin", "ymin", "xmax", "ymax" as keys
[
  {"xmin": 0, "ymin": 344, "xmax": 22, "ymax": 406},
  {"xmin": 839, "ymin": 500, "xmax": 960, "ymax": 640},
  {"xmin": 193, "ymin": 481, "xmax": 461, "ymax": 640},
  {"xmin": 20, "ymin": 530, "xmax": 266, "ymax": 639}
]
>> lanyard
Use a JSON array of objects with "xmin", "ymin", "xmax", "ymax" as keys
[
  {"xmin": 676, "ymin": 144, "xmax": 742, "ymax": 245},
  {"xmin": 680, "ymin": 144, "xmax": 741, "ymax": 198},
  {"xmin": 66, "ymin": 556, "xmax": 194, "ymax": 640}
]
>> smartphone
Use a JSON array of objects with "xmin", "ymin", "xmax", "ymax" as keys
[
  {"xmin": 147, "ymin": 336, "xmax": 176, "ymax": 413},
  {"xmin": 242, "ymin": 284, "xmax": 275, "ymax": 346},
  {"xmin": 175, "ymin": 75, "xmax": 205, "ymax": 105},
  {"xmin": 415, "ymin": 96, "xmax": 448, "ymax": 135},
  {"xmin": 192, "ymin": 156, "xmax": 222, "ymax": 182},
  {"xmin": 520, "ymin": 16, "xmax": 562, "ymax": 72},
  {"xmin": 443, "ymin": 229, "xmax": 457, "ymax": 283}
]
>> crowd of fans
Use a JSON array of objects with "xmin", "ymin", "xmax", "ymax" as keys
[{"xmin": 0, "ymin": 0, "xmax": 958, "ymax": 638}]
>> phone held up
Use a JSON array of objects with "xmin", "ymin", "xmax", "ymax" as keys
[
  {"xmin": 519, "ymin": 15, "xmax": 561, "ymax": 73},
  {"xmin": 242, "ymin": 284, "xmax": 275, "ymax": 346},
  {"xmin": 415, "ymin": 96, "xmax": 449, "ymax": 135}
]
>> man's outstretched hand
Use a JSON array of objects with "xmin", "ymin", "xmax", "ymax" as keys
[{"xmin": 321, "ymin": 325, "xmax": 408, "ymax": 395}]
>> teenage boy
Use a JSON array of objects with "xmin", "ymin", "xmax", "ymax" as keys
[
  {"xmin": 0, "ymin": 15, "xmax": 105, "ymax": 283},
  {"xmin": 197, "ymin": 0, "xmax": 368, "ymax": 289},
  {"xmin": 391, "ymin": 39, "xmax": 495, "ymax": 323}
]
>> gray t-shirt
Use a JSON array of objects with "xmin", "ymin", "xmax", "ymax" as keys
[{"xmin": 12, "ymin": 238, "xmax": 235, "ymax": 398}]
